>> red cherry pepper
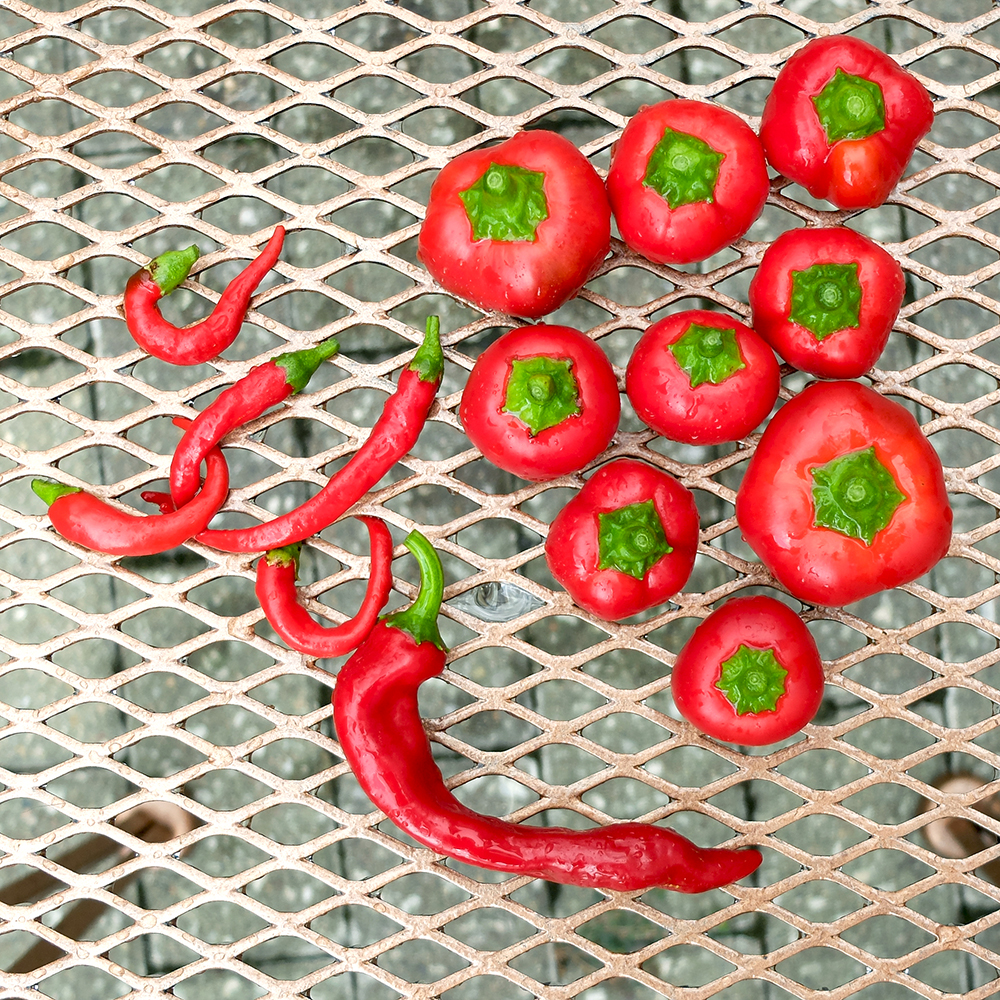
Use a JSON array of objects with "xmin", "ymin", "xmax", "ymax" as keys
[
  {"xmin": 760, "ymin": 36, "xmax": 934, "ymax": 210},
  {"xmin": 255, "ymin": 517, "xmax": 394, "ymax": 658},
  {"xmin": 334, "ymin": 531, "xmax": 762, "ymax": 892},
  {"xmin": 460, "ymin": 324, "xmax": 620, "ymax": 483},
  {"xmin": 672, "ymin": 596, "xmax": 825, "ymax": 746},
  {"xmin": 626, "ymin": 309, "xmax": 780, "ymax": 446},
  {"xmin": 146, "ymin": 317, "xmax": 443, "ymax": 553},
  {"xmin": 735, "ymin": 380, "xmax": 952, "ymax": 607},
  {"xmin": 170, "ymin": 337, "xmax": 339, "ymax": 509},
  {"xmin": 124, "ymin": 226, "xmax": 285, "ymax": 365},
  {"xmin": 31, "ymin": 418, "xmax": 229, "ymax": 556},
  {"xmin": 545, "ymin": 459, "xmax": 700, "ymax": 621},
  {"xmin": 418, "ymin": 131, "xmax": 611, "ymax": 318},
  {"xmin": 607, "ymin": 99, "xmax": 770, "ymax": 265},
  {"xmin": 748, "ymin": 227, "xmax": 904, "ymax": 380}
]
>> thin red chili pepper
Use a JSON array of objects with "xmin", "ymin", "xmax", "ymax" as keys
[
  {"xmin": 333, "ymin": 531, "xmax": 763, "ymax": 892},
  {"xmin": 170, "ymin": 337, "xmax": 339, "ymax": 509},
  {"xmin": 32, "ymin": 418, "xmax": 229, "ymax": 557},
  {"xmin": 255, "ymin": 517, "xmax": 394, "ymax": 657},
  {"xmin": 124, "ymin": 225, "xmax": 285, "ymax": 365}
]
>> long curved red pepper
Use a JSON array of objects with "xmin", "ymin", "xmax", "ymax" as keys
[
  {"xmin": 32, "ymin": 418, "xmax": 229, "ymax": 556},
  {"xmin": 124, "ymin": 226, "xmax": 285, "ymax": 365},
  {"xmin": 334, "ymin": 531, "xmax": 763, "ymax": 892},
  {"xmin": 170, "ymin": 337, "xmax": 339, "ymax": 509},
  {"xmin": 255, "ymin": 517, "xmax": 394, "ymax": 657}
]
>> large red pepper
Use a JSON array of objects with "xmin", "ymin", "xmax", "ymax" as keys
[
  {"xmin": 170, "ymin": 337, "xmax": 339, "ymax": 509},
  {"xmin": 255, "ymin": 517, "xmax": 394, "ymax": 658},
  {"xmin": 334, "ymin": 531, "xmax": 762, "ymax": 892},
  {"xmin": 124, "ymin": 226, "xmax": 285, "ymax": 365},
  {"xmin": 760, "ymin": 36, "xmax": 933, "ymax": 210},
  {"xmin": 748, "ymin": 227, "xmax": 904, "ymax": 380},
  {"xmin": 545, "ymin": 459, "xmax": 700, "ymax": 621},
  {"xmin": 607, "ymin": 99, "xmax": 770, "ymax": 264},
  {"xmin": 32, "ymin": 418, "xmax": 228, "ymax": 556},
  {"xmin": 418, "ymin": 131, "xmax": 611, "ymax": 318},
  {"xmin": 735, "ymin": 380, "xmax": 952, "ymax": 607}
]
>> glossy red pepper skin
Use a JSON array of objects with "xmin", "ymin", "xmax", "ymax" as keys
[
  {"xmin": 334, "ymin": 532, "xmax": 762, "ymax": 893},
  {"xmin": 672, "ymin": 596, "xmax": 825, "ymax": 746},
  {"xmin": 169, "ymin": 338, "xmax": 339, "ymax": 509},
  {"xmin": 760, "ymin": 37, "xmax": 933, "ymax": 210},
  {"xmin": 32, "ymin": 418, "xmax": 229, "ymax": 557},
  {"xmin": 255, "ymin": 517, "xmax": 394, "ymax": 658},
  {"xmin": 607, "ymin": 100, "xmax": 769, "ymax": 265},
  {"xmin": 626, "ymin": 309, "xmax": 780, "ymax": 445},
  {"xmin": 460, "ymin": 325, "xmax": 620, "ymax": 483},
  {"xmin": 735, "ymin": 381, "xmax": 952, "ymax": 607},
  {"xmin": 545, "ymin": 459, "xmax": 700, "ymax": 621},
  {"xmin": 124, "ymin": 226, "xmax": 285, "ymax": 365},
  {"xmin": 748, "ymin": 228, "xmax": 904, "ymax": 380},
  {"xmin": 418, "ymin": 131, "xmax": 611, "ymax": 318}
]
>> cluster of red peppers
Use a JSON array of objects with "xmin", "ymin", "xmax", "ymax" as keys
[{"xmin": 33, "ymin": 35, "xmax": 952, "ymax": 896}]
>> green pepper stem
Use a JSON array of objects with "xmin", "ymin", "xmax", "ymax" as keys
[
  {"xmin": 147, "ymin": 245, "xmax": 200, "ymax": 296},
  {"xmin": 275, "ymin": 337, "xmax": 340, "ymax": 393},
  {"xmin": 265, "ymin": 543, "xmax": 302, "ymax": 569},
  {"xmin": 384, "ymin": 530, "xmax": 446, "ymax": 650},
  {"xmin": 410, "ymin": 315, "xmax": 443, "ymax": 383},
  {"xmin": 32, "ymin": 479, "xmax": 82, "ymax": 506}
]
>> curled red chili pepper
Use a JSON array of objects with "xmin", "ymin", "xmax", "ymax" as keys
[
  {"xmin": 170, "ymin": 337, "xmax": 339, "ymax": 509},
  {"xmin": 333, "ymin": 531, "xmax": 763, "ymax": 893},
  {"xmin": 255, "ymin": 517, "xmax": 394, "ymax": 657},
  {"xmin": 32, "ymin": 418, "xmax": 229, "ymax": 556},
  {"xmin": 124, "ymin": 226, "xmax": 285, "ymax": 365}
]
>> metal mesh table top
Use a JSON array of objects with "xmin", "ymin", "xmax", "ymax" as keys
[{"xmin": 2, "ymin": 0, "xmax": 1000, "ymax": 997}]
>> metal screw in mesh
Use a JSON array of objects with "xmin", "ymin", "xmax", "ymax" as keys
[{"xmin": 2, "ymin": 0, "xmax": 1000, "ymax": 997}]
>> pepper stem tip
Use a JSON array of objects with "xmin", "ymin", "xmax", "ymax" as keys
[
  {"xmin": 383, "ymin": 530, "xmax": 446, "ymax": 650},
  {"xmin": 276, "ymin": 337, "xmax": 340, "ymax": 393},
  {"xmin": 148, "ymin": 244, "xmax": 200, "ymax": 296},
  {"xmin": 32, "ymin": 479, "xmax": 82, "ymax": 507},
  {"xmin": 410, "ymin": 315, "xmax": 443, "ymax": 384},
  {"xmin": 265, "ymin": 543, "xmax": 302, "ymax": 570}
]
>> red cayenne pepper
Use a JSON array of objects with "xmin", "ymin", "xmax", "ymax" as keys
[
  {"xmin": 170, "ymin": 337, "xmax": 339, "ymax": 509},
  {"xmin": 124, "ymin": 226, "xmax": 285, "ymax": 365},
  {"xmin": 334, "ymin": 531, "xmax": 762, "ymax": 892},
  {"xmin": 32, "ymin": 418, "xmax": 229, "ymax": 556},
  {"xmin": 255, "ymin": 517, "xmax": 394, "ymax": 658}
]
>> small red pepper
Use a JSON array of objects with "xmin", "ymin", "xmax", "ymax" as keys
[
  {"xmin": 255, "ymin": 517, "xmax": 394, "ymax": 658},
  {"xmin": 460, "ymin": 324, "xmax": 620, "ymax": 482},
  {"xmin": 748, "ymin": 227, "xmax": 904, "ymax": 380},
  {"xmin": 418, "ymin": 131, "xmax": 611, "ymax": 318},
  {"xmin": 606, "ymin": 99, "xmax": 770, "ymax": 265},
  {"xmin": 32, "ymin": 418, "xmax": 229, "ymax": 556},
  {"xmin": 626, "ymin": 309, "xmax": 780, "ymax": 445},
  {"xmin": 147, "ymin": 317, "xmax": 442, "ymax": 553},
  {"xmin": 672, "ymin": 596, "xmax": 825, "ymax": 746},
  {"xmin": 545, "ymin": 458, "xmax": 700, "ymax": 621},
  {"xmin": 124, "ymin": 226, "xmax": 285, "ymax": 365},
  {"xmin": 760, "ymin": 36, "xmax": 934, "ymax": 210},
  {"xmin": 735, "ymin": 380, "xmax": 952, "ymax": 607},
  {"xmin": 170, "ymin": 337, "xmax": 339, "ymax": 509},
  {"xmin": 334, "ymin": 531, "xmax": 762, "ymax": 892}
]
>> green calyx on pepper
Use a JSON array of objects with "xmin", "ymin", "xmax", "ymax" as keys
[
  {"xmin": 460, "ymin": 163, "xmax": 549, "ymax": 242},
  {"xmin": 789, "ymin": 262, "xmax": 862, "ymax": 340},
  {"xmin": 383, "ymin": 530, "xmax": 446, "ymax": 650},
  {"xmin": 598, "ymin": 500, "xmax": 672, "ymax": 580},
  {"xmin": 274, "ymin": 338, "xmax": 340, "ymax": 393},
  {"xmin": 811, "ymin": 445, "xmax": 906, "ymax": 545},
  {"xmin": 147, "ymin": 244, "xmax": 200, "ymax": 296},
  {"xmin": 32, "ymin": 480, "xmax": 82, "ymax": 506},
  {"xmin": 669, "ymin": 323, "xmax": 746, "ymax": 387},
  {"xmin": 503, "ymin": 355, "xmax": 580, "ymax": 436},
  {"xmin": 812, "ymin": 67, "xmax": 886, "ymax": 144},
  {"xmin": 716, "ymin": 644, "xmax": 788, "ymax": 715},
  {"xmin": 643, "ymin": 126, "xmax": 725, "ymax": 210}
]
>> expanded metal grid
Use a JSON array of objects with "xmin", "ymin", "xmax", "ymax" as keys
[{"xmin": 2, "ymin": 0, "xmax": 1000, "ymax": 997}]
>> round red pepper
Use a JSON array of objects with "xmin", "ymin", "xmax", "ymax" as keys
[
  {"xmin": 748, "ymin": 227, "xmax": 904, "ymax": 380},
  {"xmin": 545, "ymin": 458, "xmax": 700, "ymax": 621},
  {"xmin": 760, "ymin": 36, "xmax": 934, "ymax": 210},
  {"xmin": 735, "ymin": 380, "xmax": 952, "ymax": 607},
  {"xmin": 672, "ymin": 596, "xmax": 825, "ymax": 746},
  {"xmin": 418, "ymin": 130, "xmax": 611, "ymax": 318},
  {"xmin": 460, "ymin": 324, "xmax": 620, "ymax": 483},
  {"xmin": 606, "ymin": 99, "xmax": 769, "ymax": 265},
  {"xmin": 626, "ymin": 309, "xmax": 780, "ymax": 445}
]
